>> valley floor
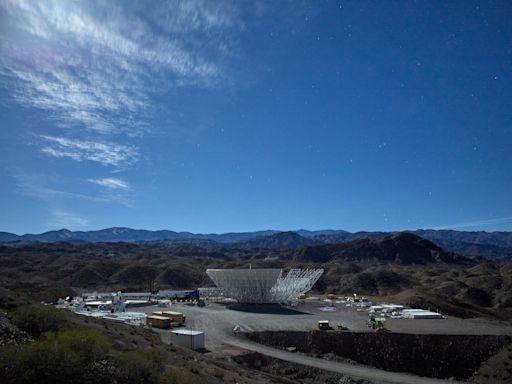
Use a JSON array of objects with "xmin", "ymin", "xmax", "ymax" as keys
[{"xmin": 135, "ymin": 300, "xmax": 512, "ymax": 351}]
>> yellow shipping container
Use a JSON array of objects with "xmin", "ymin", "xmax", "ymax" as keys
[{"xmin": 147, "ymin": 315, "xmax": 171, "ymax": 329}]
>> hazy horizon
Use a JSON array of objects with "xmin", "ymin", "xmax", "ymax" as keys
[{"xmin": 4, "ymin": 224, "xmax": 512, "ymax": 237}]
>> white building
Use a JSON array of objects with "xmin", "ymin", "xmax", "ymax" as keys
[
  {"xmin": 402, "ymin": 309, "xmax": 443, "ymax": 319},
  {"xmin": 171, "ymin": 329, "xmax": 205, "ymax": 350}
]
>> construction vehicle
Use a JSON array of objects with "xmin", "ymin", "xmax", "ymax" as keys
[
  {"xmin": 367, "ymin": 314, "xmax": 386, "ymax": 331},
  {"xmin": 318, "ymin": 320, "xmax": 332, "ymax": 330}
]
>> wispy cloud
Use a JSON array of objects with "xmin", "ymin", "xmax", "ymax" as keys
[
  {"xmin": 0, "ymin": 0, "xmax": 244, "ymax": 226},
  {"xmin": 14, "ymin": 172, "xmax": 107, "ymax": 203},
  {"xmin": 432, "ymin": 216, "xmax": 512, "ymax": 230},
  {"xmin": 88, "ymin": 177, "xmax": 129, "ymax": 190},
  {"xmin": 40, "ymin": 135, "xmax": 138, "ymax": 167},
  {"xmin": 47, "ymin": 209, "xmax": 89, "ymax": 229},
  {"xmin": 0, "ymin": 0, "xmax": 239, "ymax": 137},
  {"xmin": 12, "ymin": 171, "xmax": 132, "ymax": 207}
]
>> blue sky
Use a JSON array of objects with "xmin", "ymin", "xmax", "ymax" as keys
[{"xmin": 1, "ymin": 0, "xmax": 511, "ymax": 234}]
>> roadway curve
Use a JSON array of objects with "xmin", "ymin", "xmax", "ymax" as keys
[{"xmin": 223, "ymin": 334, "xmax": 462, "ymax": 384}]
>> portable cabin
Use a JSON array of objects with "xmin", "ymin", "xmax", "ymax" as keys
[{"xmin": 171, "ymin": 329, "xmax": 205, "ymax": 350}]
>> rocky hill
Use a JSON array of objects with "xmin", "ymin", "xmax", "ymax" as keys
[{"xmin": 294, "ymin": 233, "xmax": 464, "ymax": 264}]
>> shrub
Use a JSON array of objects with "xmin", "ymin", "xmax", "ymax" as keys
[
  {"xmin": 161, "ymin": 368, "xmax": 207, "ymax": 384},
  {"xmin": 11, "ymin": 304, "xmax": 67, "ymax": 338},
  {"xmin": 113, "ymin": 349, "xmax": 164, "ymax": 384},
  {"xmin": 0, "ymin": 329, "xmax": 112, "ymax": 384},
  {"xmin": 0, "ymin": 326, "xmax": 204, "ymax": 384}
]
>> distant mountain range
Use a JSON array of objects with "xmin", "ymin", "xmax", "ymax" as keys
[
  {"xmin": 0, "ymin": 228, "xmax": 281, "ymax": 244},
  {"xmin": 2, "ymin": 227, "xmax": 512, "ymax": 260}
]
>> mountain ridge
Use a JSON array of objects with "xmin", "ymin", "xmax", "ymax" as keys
[
  {"xmin": 3, "ymin": 227, "xmax": 512, "ymax": 242},
  {"xmin": 2, "ymin": 227, "xmax": 512, "ymax": 260}
]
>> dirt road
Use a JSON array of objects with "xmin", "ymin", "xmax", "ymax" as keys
[{"xmin": 223, "ymin": 335, "xmax": 461, "ymax": 384}]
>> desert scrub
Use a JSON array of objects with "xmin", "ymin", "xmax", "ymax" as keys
[
  {"xmin": 10, "ymin": 304, "xmax": 67, "ymax": 338},
  {"xmin": 161, "ymin": 368, "xmax": 207, "ymax": 384},
  {"xmin": 0, "ymin": 329, "xmax": 171, "ymax": 384},
  {"xmin": 0, "ymin": 329, "xmax": 112, "ymax": 384},
  {"xmin": 112, "ymin": 349, "xmax": 164, "ymax": 384}
]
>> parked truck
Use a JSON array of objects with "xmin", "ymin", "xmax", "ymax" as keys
[{"xmin": 318, "ymin": 320, "xmax": 332, "ymax": 330}]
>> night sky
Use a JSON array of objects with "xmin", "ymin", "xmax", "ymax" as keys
[{"xmin": 1, "ymin": 1, "xmax": 511, "ymax": 234}]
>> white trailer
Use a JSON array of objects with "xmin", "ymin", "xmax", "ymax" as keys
[
  {"xmin": 402, "ymin": 309, "xmax": 443, "ymax": 319},
  {"xmin": 171, "ymin": 329, "xmax": 205, "ymax": 350}
]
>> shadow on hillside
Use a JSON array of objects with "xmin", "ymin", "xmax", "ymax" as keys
[{"xmin": 228, "ymin": 303, "xmax": 310, "ymax": 315}]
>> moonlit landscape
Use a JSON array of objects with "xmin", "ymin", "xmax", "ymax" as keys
[{"xmin": 1, "ymin": 1, "xmax": 512, "ymax": 384}]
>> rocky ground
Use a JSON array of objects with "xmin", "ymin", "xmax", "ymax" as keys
[{"xmin": 0, "ymin": 312, "xmax": 31, "ymax": 346}]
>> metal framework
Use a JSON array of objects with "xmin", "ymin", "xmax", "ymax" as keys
[
  {"xmin": 271, "ymin": 268, "xmax": 324, "ymax": 304},
  {"xmin": 206, "ymin": 268, "xmax": 323, "ymax": 304}
]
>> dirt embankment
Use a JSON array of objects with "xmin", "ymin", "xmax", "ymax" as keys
[
  {"xmin": 246, "ymin": 331, "xmax": 512, "ymax": 381},
  {"xmin": 233, "ymin": 352, "xmax": 378, "ymax": 384}
]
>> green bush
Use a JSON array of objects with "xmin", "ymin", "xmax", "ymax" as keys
[
  {"xmin": 113, "ymin": 349, "xmax": 164, "ymax": 384},
  {"xmin": 0, "ymin": 329, "xmax": 112, "ymax": 384},
  {"xmin": 0, "ymin": 323, "xmax": 207, "ymax": 384},
  {"xmin": 11, "ymin": 304, "xmax": 67, "ymax": 338},
  {"xmin": 161, "ymin": 369, "xmax": 208, "ymax": 384}
]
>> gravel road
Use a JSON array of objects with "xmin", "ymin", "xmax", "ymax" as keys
[{"xmin": 224, "ymin": 335, "xmax": 461, "ymax": 384}]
